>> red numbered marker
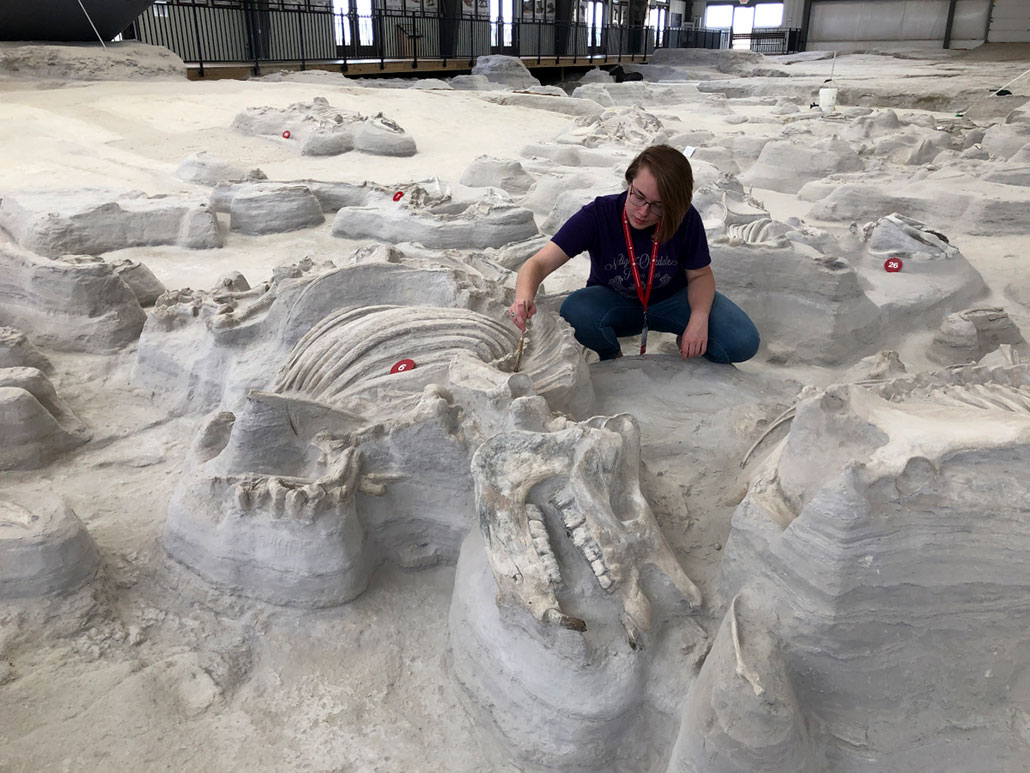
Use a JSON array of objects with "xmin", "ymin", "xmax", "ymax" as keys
[
  {"xmin": 884, "ymin": 257, "xmax": 903, "ymax": 273},
  {"xmin": 393, "ymin": 191, "xmax": 404, "ymax": 202},
  {"xmin": 390, "ymin": 359, "xmax": 416, "ymax": 374},
  {"xmin": 282, "ymin": 130, "xmax": 291, "ymax": 139}
]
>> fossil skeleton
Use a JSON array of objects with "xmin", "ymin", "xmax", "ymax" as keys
[{"xmin": 472, "ymin": 414, "xmax": 702, "ymax": 645}]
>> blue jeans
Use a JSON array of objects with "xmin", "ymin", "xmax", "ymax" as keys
[{"xmin": 559, "ymin": 285, "xmax": 760, "ymax": 363}]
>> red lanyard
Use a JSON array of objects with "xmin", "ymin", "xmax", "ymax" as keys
[
  {"xmin": 621, "ymin": 209, "xmax": 661, "ymax": 354},
  {"xmin": 621, "ymin": 209, "xmax": 661, "ymax": 310}
]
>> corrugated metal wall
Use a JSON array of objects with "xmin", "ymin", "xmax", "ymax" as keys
[
  {"xmin": 809, "ymin": 0, "xmax": 948, "ymax": 47},
  {"xmin": 632, "ymin": 0, "xmax": 1025, "ymax": 45},
  {"xmin": 988, "ymin": 0, "xmax": 1030, "ymax": 42},
  {"xmin": 806, "ymin": 0, "xmax": 994, "ymax": 49},
  {"xmin": 951, "ymin": 0, "xmax": 992, "ymax": 47},
  {"xmin": 783, "ymin": 0, "xmax": 805, "ymax": 27}
]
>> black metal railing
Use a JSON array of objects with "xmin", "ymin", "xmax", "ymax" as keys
[
  {"xmin": 127, "ymin": 0, "xmax": 760, "ymax": 75},
  {"xmin": 665, "ymin": 26, "xmax": 726, "ymax": 50},
  {"xmin": 731, "ymin": 27, "xmax": 802, "ymax": 55}
]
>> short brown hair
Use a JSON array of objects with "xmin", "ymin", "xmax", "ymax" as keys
[{"xmin": 624, "ymin": 144, "xmax": 694, "ymax": 243}]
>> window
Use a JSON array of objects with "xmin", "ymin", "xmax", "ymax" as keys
[
  {"xmin": 703, "ymin": 4, "xmax": 732, "ymax": 29},
  {"xmin": 612, "ymin": 1, "xmax": 626, "ymax": 26},
  {"xmin": 490, "ymin": 0, "xmax": 513, "ymax": 46},
  {"xmin": 585, "ymin": 1, "xmax": 603, "ymax": 47},
  {"xmin": 333, "ymin": 0, "xmax": 350, "ymax": 45},
  {"xmin": 705, "ymin": 2, "xmax": 782, "ymax": 47},
  {"xmin": 648, "ymin": 5, "xmax": 667, "ymax": 45},
  {"xmin": 730, "ymin": 5, "xmax": 753, "ymax": 48},
  {"xmin": 333, "ymin": 0, "xmax": 374, "ymax": 47},
  {"xmin": 356, "ymin": 0, "xmax": 373, "ymax": 46},
  {"xmin": 754, "ymin": 2, "xmax": 783, "ymax": 28}
]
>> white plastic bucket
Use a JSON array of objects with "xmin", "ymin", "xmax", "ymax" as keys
[{"xmin": 819, "ymin": 86, "xmax": 838, "ymax": 113}]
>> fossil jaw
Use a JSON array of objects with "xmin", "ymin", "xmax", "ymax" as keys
[
  {"xmin": 472, "ymin": 414, "xmax": 702, "ymax": 642},
  {"xmin": 217, "ymin": 444, "xmax": 381, "ymax": 524}
]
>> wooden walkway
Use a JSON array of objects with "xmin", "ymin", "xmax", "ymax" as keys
[{"xmin": 186, "ymin": 54, "xmax": 649, "ymax": 81}]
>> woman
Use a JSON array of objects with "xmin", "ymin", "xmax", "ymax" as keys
[{"xmin": 508, "ymin": 144, "xmax": 759, "ymax": 363}]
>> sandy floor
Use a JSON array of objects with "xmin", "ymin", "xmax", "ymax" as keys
[{"xmin": 1, "ymin": 42, "xmax": 1029, "ymax": 771}]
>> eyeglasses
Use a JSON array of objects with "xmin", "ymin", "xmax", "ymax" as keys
[{"xmin": 627, "ymin": 185, "xmax": 663, "ymax": 216}]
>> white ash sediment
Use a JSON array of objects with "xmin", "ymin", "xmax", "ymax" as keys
[
  {"xmin": 929, "ymin": 306, "xmax": 1027, "ymax": 364},
  {"xmin": 2, "ymin": 45, "xmax": 1030, "ymax": 772},
  {"xmin": 0, "ymin": 490, "xmax": 100, "ymax": 599},
  {"xmin": 460, "ymin": 155, "xmax": 536, "ymax": 195},
  {"xmin": 0, "ymin": 366, "xmax": 90, "ymax": 470},
  {"xmin": 0, "ymin": 188, "xmax": 221, "ymax": 257},
  {"xmin": 710, "ymin": 365, "xmax": 1030, "ymax": 769},
  {"xmin": 0, "ymin": 326, "xmax": 53, "ymax": 373},
  {"xmin": 0, "ymin": 243, "xmax": 146, "ymax": 353},
  {"xmin": 231, "ymin": 97, "xmax": 418, "ymax": 157}
]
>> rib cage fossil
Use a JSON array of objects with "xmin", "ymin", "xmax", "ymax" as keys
[
  {"xmin": 725, "ymin": 217, "xmax": 784, "ymax": 245},
  {"xmin": 273, "ymin": 303, "xmax": 591, "ymax": 418},
  {"xmin": 870, "ymin": 363, "xmax": 1030, "ymax": 415},
  {"xmin": 742, "ymin": 364, "xmax": 1030, "ymax": 469},
  {"xmin": 274, "ymin": 305, "xmax": 516, "ymax": 407}
]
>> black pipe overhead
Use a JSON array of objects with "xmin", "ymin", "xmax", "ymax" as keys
[
  {"xmin": 943, "ymin": 0, "xmax": 958, "ymax": 49},
  {"xmin": 0, "ymin": 0, "xmax": 156, "ymax": 42}
]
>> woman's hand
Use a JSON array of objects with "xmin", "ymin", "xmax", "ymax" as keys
[
  {"xmin": 681, "ymin": 266, "xmax": 714, "ymax": 359},
  {"xmin": 511, "ymin": 242, "xmax": 571, "ymax": 332},
  {"xmin": 508, "ymin": 299, "xmax": 536, "ymax": 332},
  {"xmin": 679, "ymin": 316, "xmax": 708, "ymax": 359}
]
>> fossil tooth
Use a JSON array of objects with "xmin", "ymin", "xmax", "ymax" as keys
[
  {"xmin": 326, "ymin": 486, "xmax": 345, "ymax": 506},
  {"xmin": 543, "ymin": 608, "xmax": 587, "ymax": 632},
  {"xmin": 571, "ymin": 525, "xmax": 590, "ymax": 548},
  {"xmin": 540, "ymin": 555, "xmax": 562, "ymax": 585},
  {"xmin": 621, "ymin": 612, "xmax": 642, "ymax": 651},
  {"xmin": 285, "ymin": 488, "xmax": 308, "ymax": 520},
  {"xmin": 302, "ymin": 483, "xmax": 324, "ymax": 506},
  {"xmin": 268, "ymin": 477, "xmax": 288, "ymax": 510},
  {"xmin": 252, "ymin": 478, "xmax": 270, "ymax": 507},
  {"xmin": 233, "ymin": 484, "xmax": 251, "ymax": 515},
  {"xmin": 233, "ymin": 483, "xmax": 250, "ymax": 511},
  {"xmin": 549, "ymin": 491, "xmax": 575, "ymax": 512},
  {"xmin": 561, "ymin": 506, "xmax": 586, "ymax": 530}
]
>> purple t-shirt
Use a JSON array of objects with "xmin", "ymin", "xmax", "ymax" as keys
[{"xmin": 551, "ymin": 191, "xmax": 711, "ymax": 304}]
